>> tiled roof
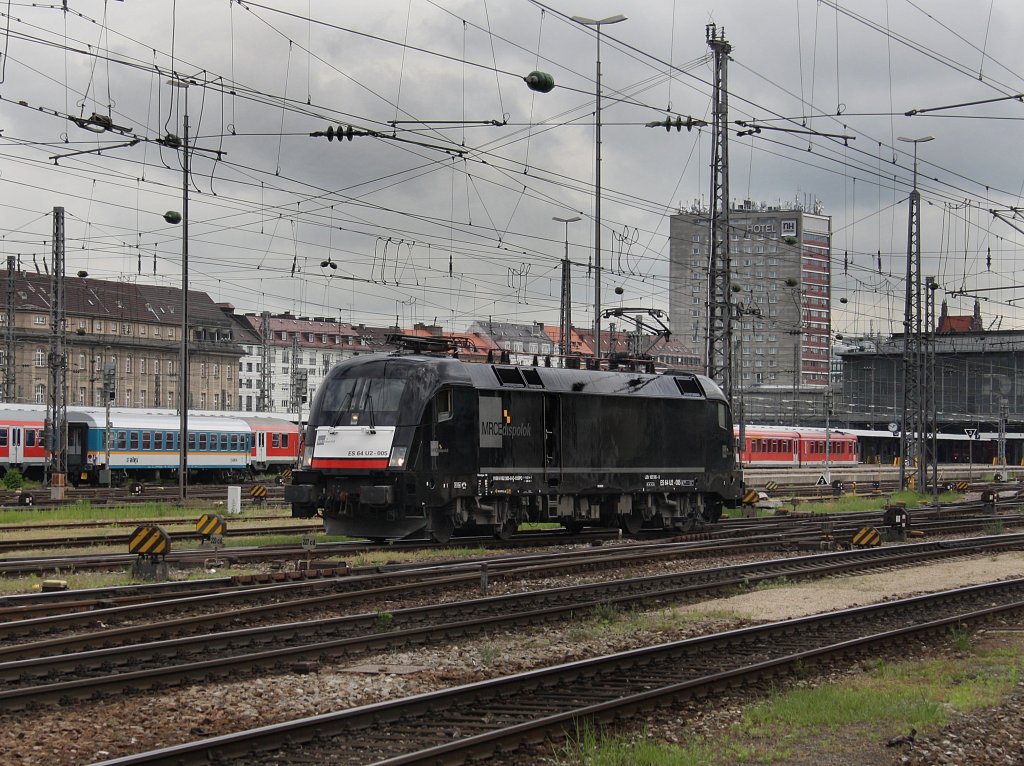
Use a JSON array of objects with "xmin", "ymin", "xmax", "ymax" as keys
[{"xmin": 0, "ymin": 269, "xmax": 230, "ymax": 327}]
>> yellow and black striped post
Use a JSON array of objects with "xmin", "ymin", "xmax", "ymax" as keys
[
  {"xmin": 851, "ymin": 526, "xmax": 881, "ymax": 548},
  {"xmin": 250, "ymin": 484, "xmax": 268, "ymax": 505},
  {"xmin": 196, "ymin": 513, "xmax": 226, "ymax": 540},
  {"xmin": 765, "ymin": 480, "xmax": 778, "ymax": 492},
  {"xmin": 129, "ymin": 525, "xmax": 170, "ymax": 559}
]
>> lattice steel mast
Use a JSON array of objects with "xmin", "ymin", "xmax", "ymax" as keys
[
  {"xmin": 5, "ymin": 256, "xmax": 15, "ymax": 403},
  {"xmin": 704, "ymin": 24, "xmax": 733, "ymax": 400},
  {"xmin": 47, "ymin": 207, "xmax": 67, "ymax": 498},
  {"xmin": 259, "ymin": 310, "xmax": 272, "ymax": 412},
  {"xmin": 898, "ymin": 136, "xmax": 933, "ymax": 491}
]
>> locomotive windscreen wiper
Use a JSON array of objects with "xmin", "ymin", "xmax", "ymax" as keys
[
  {"xmin": 329, "ymin": 386, "xmax": 357, "ymax": 428},
  {"xmin": 365, "ymin": 393, "xmax": 377, "ymax": 434}
]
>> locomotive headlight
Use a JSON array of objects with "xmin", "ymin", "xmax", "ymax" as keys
[
  {"xmin": 388, "ymin": 446, "xmax": 408, "ymax": 468},
  {"xmin": 301, "ymin": 445, "xmax": 314, "ymax": 469}
]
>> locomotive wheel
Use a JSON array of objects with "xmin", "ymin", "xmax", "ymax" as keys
[
  {"xmin": 494, "ymin": 519, "xmax": 518, "ymax": 541},
  {"xmin": 430, "ymin": 511, "xmax": 454, "ymax": 544},
  {"xmin": 675, "ymin": 517, "xmax": 697, "ymax": 533},
  {"xmin": 618, "ymin": 512, "xmax": 643, "ymax": 535},
  {"xmin": 701, "ymin": 502, "xmax": 724, "ymax": 523},
  {"xmin": 562, "ymin": 519, "xmax": 584, "ymax": 535}
]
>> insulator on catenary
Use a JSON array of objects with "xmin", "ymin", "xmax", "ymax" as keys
[{"xmin": 523, "ymin": 71, "xmax": 555, "ymax": 93}]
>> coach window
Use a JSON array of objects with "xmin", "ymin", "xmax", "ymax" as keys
[
  {"xmin": 165, "ymin": 432, "xmax": 175, "ymax": 451},
  {"xmin": 188, "ymin": 433, "xmax": 197, "ymax": 451},
  {"xmin": 435, "ymin": 389, "xmax": 454, "ymax": 422},
  {"xmin": 118, "ymin": 431, "xmax": 127, "ymax": 449},
  {"xmin": 272, "ymin": 433, "xmax": 280, "ymax": 449},
  {"xmin": 281, "ymin": 433, "xmax": 289, "ymax": 448},
  {"xmin": 142, "ymin": 432, "xmax": 151, "ymax": 450},
  {"xmin": 130, "ymin": 432, "xmax": 140, "ymax": 450},
  {"xmin": 0, "ymin": 429, "xmax": 7, "ymax": 447},
  {"xmin": 199, "ymin": 433, "xmax": 208, "ymax": 451},
  {"xmin": 25, "ymin": 430, "xmax": 35, "ymax": 447},
  {"xmin": 154, "ymin": 432, "xmax": 163, "ymax": 451}
]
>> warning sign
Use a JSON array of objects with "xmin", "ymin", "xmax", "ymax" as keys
[
  {"xmin": 964, "ymin": 428, "xmax": 977, "ymax": 439},
  {"xmin": 815, "ymin": 475, "xmax": 828, "ymax": 486}
]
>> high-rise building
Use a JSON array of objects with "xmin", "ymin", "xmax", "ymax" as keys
[{"xmin": 668, "ymin": 200, "xmax": 832, "ymax": 391}]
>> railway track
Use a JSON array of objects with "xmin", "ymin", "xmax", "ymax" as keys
[
  {"xmin": 1, "ymin": 499, "xmax": 1021, "ymax": 578},
  {"xmin": 0, "ymin": 532, "xmax": 793, "ymax": 632},
  {"xmin": 3, "ymin": 534, "xmax": 1023, "ymax": 711},
  {"xmin": 85, "ymin": 570, "xmax": 1024, "ymax": 765},
  {"xmin": 0, "ymin": 523, "xmax": 323, "ymax": 553},
  {"xmin": 0, "ymin": 481, "xmax": 287, "ymax": 509}
]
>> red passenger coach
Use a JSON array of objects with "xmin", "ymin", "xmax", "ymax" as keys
[
  {"xmin": 0, "ymin": 406, "xmax": 48, "ymax": 477},
  {"xmin": 737, "ymin": 425, "xmax": 859, "ymax": 468},
  {"xmin": 238, "ymin": 415, "xmax": 301, "ymax": 471},
  {"xmin": 736, "ymin": 427, "xmax": 798, "ymax": 467}
]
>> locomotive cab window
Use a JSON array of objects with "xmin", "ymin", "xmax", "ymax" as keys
[
  {"xmin": 435, "ymin": 389, "xmax": 453, "ymax": 422},
  {"xmin": 674, "ymin": 375, "xmax": 705, "ymax": 398},
  {"xmin": 317, "ymin": 375, "xmax": 407, "ymax": 427}
]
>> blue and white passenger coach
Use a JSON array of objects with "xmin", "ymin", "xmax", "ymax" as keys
[{"xmin": 67, "ymin": 410, "xmax": 252, "ymax": 483}]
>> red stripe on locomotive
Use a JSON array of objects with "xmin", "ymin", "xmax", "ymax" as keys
[{"xmin": 311, "ymin": 457, "xmax": 389, "ymax": 470}]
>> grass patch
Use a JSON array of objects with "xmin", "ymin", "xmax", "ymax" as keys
[
  {"xmin": 0, "ymin": 563, "xmax": 259, "ymax": 595},
  {"xmin": 562, "ymin": 723, "xmax": 716, "ymax": 766},
  {"xmin": 557, "ymin": 639, "xmax": 1024, "ymax": 765},
  {"xmin": 744, "ymin": 488, "xmax": 962, "ymax": 517},
  {"xmin": 348, "ymin": 546, "xmax": 491, "ymax": 567},
  {"xmin": 985, "ymin": 519, "xmax": 1005, "ymax": 536},
  {"xmin": 0, "ymin": 501, "xmax": 294, "ymax": 525}
]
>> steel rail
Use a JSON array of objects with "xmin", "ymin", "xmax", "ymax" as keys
[
  {"xmin": 89, "ymin": 578, "xmax": 1024, "ymax": 765},
  {"xmin": 3, "ymin": 536, "xmax": 1024, "ymax": 709}
]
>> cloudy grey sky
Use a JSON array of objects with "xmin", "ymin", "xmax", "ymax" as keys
[{"xmin": 2, "ymin": 0, "xmax": 1023, "ymax": 342}]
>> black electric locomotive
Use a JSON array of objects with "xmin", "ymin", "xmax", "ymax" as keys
[{"xmin": 286, "ymin": 352, "xmax": 741, "ymax": 542}]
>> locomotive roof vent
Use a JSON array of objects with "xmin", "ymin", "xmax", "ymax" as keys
[{"xmin": 492, "ymin": 365, "xmax": 546, "ymax": 388}]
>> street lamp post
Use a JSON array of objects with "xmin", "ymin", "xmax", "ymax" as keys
[
  {"xmin": 179, "ymin": 114, "xmax": 190, "ymax": 502},
  {"xmin": 165, "ymin": 77, "xmax": 192, "ymax": 503},
  {"xmin": 553, "ymin": 215, "xmax": 581, "ymax": 359},
  {"xmin": 572, "ymin": 13, "xmax": 626, "ymax": 363}
]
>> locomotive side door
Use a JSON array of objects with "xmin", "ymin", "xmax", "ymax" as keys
[{"xmin": 543, "ymin": 393, "xmax": 561, "ymax": 486}]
